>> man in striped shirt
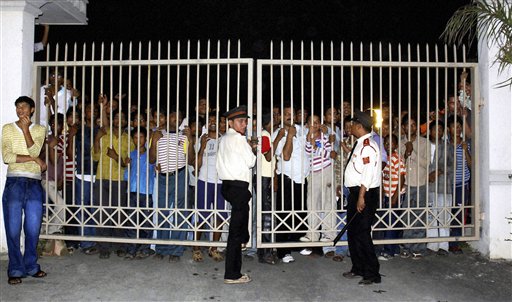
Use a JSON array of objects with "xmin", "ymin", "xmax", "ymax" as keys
[
  {"xmin": 149, "ymin": 108, "xmax": 190, "ymax": 262},
  {"xmin": 2, "ymin": 96, "xmax": 47, "ymax": 285},
  {"xmin": 300, "ymin": 114, "xmax": 335, "ymax": 245},
  {"xmin": 447, "ymin": 115, "xmax": 472, "ymax": 254}
]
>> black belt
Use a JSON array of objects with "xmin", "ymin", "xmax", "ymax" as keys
[{"xmin": 159, "ymin": 166, "xmax": 185, "ymax": 176}]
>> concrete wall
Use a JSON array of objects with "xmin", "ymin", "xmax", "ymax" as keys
[
  {"xmin": 0, "ymin": 1, "xmax": 40, "ymax": 253},
  {"xmin": 474, "ymin": 34, "xmax": 512, "ymax": 260}
]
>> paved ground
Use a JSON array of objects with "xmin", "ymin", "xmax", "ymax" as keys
[{"xmin": 1, "ymin": 247, "xmax": 511, "ymax": 302}]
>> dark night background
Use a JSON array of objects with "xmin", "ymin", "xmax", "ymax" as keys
[
  {"xmin": 35, "ymin": 0, "xmax": 474, "ymax": 116},
  {"xmin": 43, "ymin": 0, "xmax": 472, "ymax": 49}
]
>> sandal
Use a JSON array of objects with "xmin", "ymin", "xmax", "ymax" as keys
[
  {"xmin": 332, "ymin": 255, "xmax": 344, "ymax": 262},
  {"xmin": 192, "ymin": 249, "xmax": 204, "ymax": 262},
  {"xmin": 32, "ymin": 270, "xmax": 47, "ymax": 278},
  {"xmin": 8, "ymin": 277, "xmax": 22, "ymax": 285},
  {"xmin": 208, "ymin": 247, "xmax": 224, "ymax": 262},
  {"xmin": 324, "ymin": 251, "xmax": 335, "ymax": 258}
]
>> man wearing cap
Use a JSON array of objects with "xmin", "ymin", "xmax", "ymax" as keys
[
  {"xmin": 217, "ymin": 105, "xmax": 257, "ymax": 284},
  {"xmin": 342, "ymin": 110, "xmax": 382, "ymax": 285}
]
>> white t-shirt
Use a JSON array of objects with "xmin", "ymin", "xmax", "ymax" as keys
[
  {"xmin": 198, "ymin": 137, "xmax": 222, "ymax": 184},
  {"xmin": 39, "ymin": 85, "xmax": 73, "ymax": 126},
  {"xmin": 272, "ymin": 124, "xmax": 310, "ymax": 184}
]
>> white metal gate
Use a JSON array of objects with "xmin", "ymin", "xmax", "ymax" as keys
[
  {"xmin": 35, "ymin": 40, "xmax": 479, "ymax": 251},
  {"xmin": 255, "ymin": 41, "xmax": 479, "ymax": 250}
]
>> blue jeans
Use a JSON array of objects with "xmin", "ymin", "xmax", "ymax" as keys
[
  {"xmin": 73, "ymin": 177, "xmax": 96, "ymax": 249},
  {"xmin": 2, "ymin": 177, "xmax": 43, "ymax": 277},
  {"xmin": 381, "ymin": 196, "xmax": 404, "ymax": 256},
  {"xmin": 450, "ymin": 184, "xmax": 470, "ymax": 248},
  {"xmin": 155, "ymin": 170, "xmax": 187, "ymax": 256},
  {"xmin": 331, "ymin": 186, "xmax": 350, "ymax": 256}
]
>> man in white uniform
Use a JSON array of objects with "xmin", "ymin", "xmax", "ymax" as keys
[{"xmin": 217, "ymin": 105, "xmax": 256, "ymax": 284}]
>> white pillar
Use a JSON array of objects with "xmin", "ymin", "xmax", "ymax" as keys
[
  {"xmin": 0, "ymin": 1, "xmax": 42, "ymax": 253},
  {"xmin": 475, "ymin": 35, "xmax": 512, "ymax": 260}
]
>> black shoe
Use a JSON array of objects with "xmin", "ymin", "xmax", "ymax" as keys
[
  {"xmin": 99, "ymin": 251, "xmax": 110, "ymax": 259},
  {"xmin": 358, "ymin": 278, "xmax": 381, "ymax": 285},
  {"xmin": 342, "ymin": 271, "xmax": 361, "ymax": 279}
]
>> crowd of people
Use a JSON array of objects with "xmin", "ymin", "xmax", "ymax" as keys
[{"xmin": 2, "ymin": 67, "xmax": 473, "ymax": 285}]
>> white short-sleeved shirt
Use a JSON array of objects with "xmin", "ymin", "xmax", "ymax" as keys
[
  {"xmin": 39, "ymin": 85, "xmax": 73, "ymax": 126},
  {"xmin": 271, "ymin": 124, "xmax": 310, "ymax": 184},
  {"xmin": 198, "ymin": 137, "xmax": 222, "ymax": 184},
  {"xmin": 344, "ymin": 133, "xmax": 382, "ymax": 190}
]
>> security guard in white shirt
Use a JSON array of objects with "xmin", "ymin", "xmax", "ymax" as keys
[
  {"xmin": 217, "ymin": 105, "xmax": 257, "ymax": 285},
  {"xmin": 342, "ymin": 110, "xmax": 382, "ymax": 285}
]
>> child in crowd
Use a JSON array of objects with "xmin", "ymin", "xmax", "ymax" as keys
[
  {"xmin": 378, "ymin": 134, "xmax": 406, "ymax": 260},
  {"xmin": 124, "ymin": 127, "xmax": 156, "ymax": 259}
]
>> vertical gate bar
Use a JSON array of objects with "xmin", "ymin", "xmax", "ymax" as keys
[
  {"xmin": 359, "ymin": 42, "xmax": 363, "ymax": 110},
  {"xmin": 270, "ymin": 40, "xmax": 276, "ymax": 242},
  {"xmin": 237, "ymin": 40, "xmax": 241, "ymax": 107},
  {"xmin": 350, "ymin": 42, "xmax": 354, "ymax": 112},
  {"xmin": 118, "ymin": 42, "xmax": 124, "ymax": 228},
  {"xmin": 330, "ymin": 41, "xmax": 335, "ymax": 234},
  {"xmin": 226, "ymin": 40, "xmax": 231, "ymax": 115},
  {"xmin": 407, "ymin": 43, "xmax": 414, "ymax": 209},
  {"xmin": 88, "ymin": 42, "xmax": 95, "ymax": 232},
  {"xmin": 416, "ymin": 44, "xmax": 423, "ymax": 224},
  {"xmin": 454, "ymin": 45, "xmax": 466, "ymax": 236},
  {"xmin": 256, "ymin": 51, "xmax": 263, "ymax": 247},
  {"xmin": 108, "ymin": 42, "xmax": 114, "ymax": 212},
  {"xmin": 174, "ymin": 40, "xmax": 181, "ymax": 226},
  {"xmin": 279, "ymin": 40, "xmax": 286, "ymax": 219},
  {"xmin": 397, "ymin": 43, "xmax": 403, "ymax": 211},
  {"xmin": 184, "ymin": 41, "xmax": 190, "ymax": 198}
]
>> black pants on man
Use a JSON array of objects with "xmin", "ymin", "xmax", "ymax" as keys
[
  {"xmin": 275, "ymin": 175, "xmax": 307, "ymax": 259},
  {"xmin": 94, "ymin": 180, "xmax": 128, "ymax": 253},
  {"xmin": 347, "ymin": 186, "xmax": 380, "ymax": 282},
  {"xmin": 221, "ymin": 180, "xmax": 252, "ymax": 280},
  {"xmin": 275, "ymin": 175, "xmax": 308, "ymax": 259}
]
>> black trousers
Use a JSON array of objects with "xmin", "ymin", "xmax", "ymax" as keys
[
  {"xmin": 93, "ymin": 180, "xmax": 128, "ymax": 253},
  {"xmin": 222, "ymin": 180, "xmax": 251, "ymax": 280},
  {"xmin": 347, "ymin": 186, "xmax": 380, "ymax": 281},
  {"xmin": 275, "ymin": 175, "xmax": 307, "ymax": 258},
  {"xmin": 257, "ymin": 176, "xmax": 273, "ymax": 259}
]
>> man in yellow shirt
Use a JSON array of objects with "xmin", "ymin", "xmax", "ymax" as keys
[
  {"xmin": 2, "ymin": 96, "xmax": 47, "ymax": 285},
  {"xmin": 92, "ymin": 109, "xmax": 134, "ymax": 259}
]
